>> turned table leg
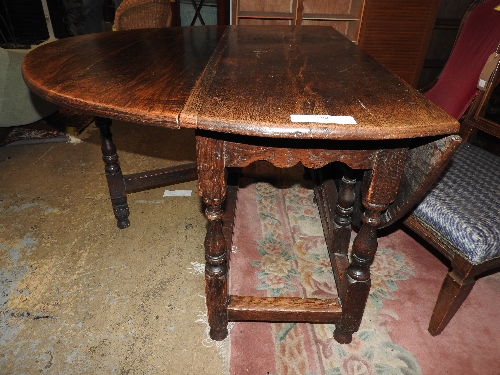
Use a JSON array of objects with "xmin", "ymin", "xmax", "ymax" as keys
[
  {"xmin": 196, "ymin": 132, "xmax": 228, "ymax": 340},
  {"xmin": 95, "ymin": 117, "xmax": 130, "ymax": 229},
  {"xmin": 333, "ymin": 201, "xmax": 385, "ymax": 343},
  {"xmin": 204, "ymin": 197, "xmax": 229, "ymax": 340},
  {"xmin": 334, "ymin": 148, "xmax": 408, "ymax": 344}
]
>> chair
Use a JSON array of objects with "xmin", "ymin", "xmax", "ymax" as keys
[
  {"xmin": 401, "ymin": 0, "xmax": 500, "ymax": 335},
  {"xmin": 95, "ymin": 0, "xmax": 196, "ymax": 229},
  {"xmin": 114, "ymin": 0, "xmax": 177, "ymax": 29}
]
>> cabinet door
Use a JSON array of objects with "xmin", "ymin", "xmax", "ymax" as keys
[{"xmin": 357, "ymin": 0, "xmax": 441, "ymax": 87}]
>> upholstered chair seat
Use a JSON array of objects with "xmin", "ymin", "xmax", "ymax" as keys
[{"xmin": 412, "ymin": 142, "xmax": 500, "ymax": 266}]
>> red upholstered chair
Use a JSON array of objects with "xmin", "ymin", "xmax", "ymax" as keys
[
  {"xmin": 403, "ymin": 0, "xmax": 500, "ymax": 335},
  {"xmin": 424, "ymin": 0, "xmax": 500, "ymax": 121}
]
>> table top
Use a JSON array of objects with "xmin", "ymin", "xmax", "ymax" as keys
[{"xmin": 22, "ymin": 25, "xmax": 459, "ymax": 140}]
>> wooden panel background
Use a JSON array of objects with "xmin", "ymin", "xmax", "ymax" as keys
[
  {"xmin": 234, "ymin": 0, "xmax": 296, "ymax": 25},
  {"xmin": 301, "ymin": 0, "xmax": 362, "ymax": 39},
  {"xmin": 233, "ymin": 0, "xmax": 364, "ymax": 38},
  {"xmin": 357, "ymin": 0, "xmax": 441, "ymax": 87},
  {"xmin": 238, "ymin": 0, "xmax": 292, "ymax": 13}
]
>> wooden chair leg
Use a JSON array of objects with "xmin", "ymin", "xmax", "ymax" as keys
[
  {"xmin": 428, "ymin": 267, "xmax": 475, "ymax": 336},
  {"xmin": 95, "ymin": 117, "xmax": 130, "ymax": 229}
]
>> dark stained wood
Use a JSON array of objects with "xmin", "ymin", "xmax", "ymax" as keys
[
  {"xmin": 312, "ymin": 166, "xmax": 339, "ymax": 254},
  {"xmin": 22, "ymin": 26, "xmax": 228, "ymax": 127},
  {"xmin": 216, "ymin": 0, "xmax": 229, "ymax": 25},
  {"xmin": 22, "ymin": 25, "xmax": 460, "ymax": 345},
  {"xmin": 312, "ymin": 134, "xmax": 461, "ymax": 339},
  {"xmin": 195, "ymin": 132, "xmax": 228, "ymax": 341},
  {"xmin": 96, "ymin": 9, "xmax": 207, "ymax": 228},
  {"xmin": 123, "ymin": 162, "xmax": 198, "ymax": 192},
  {"xmin": 181, "ymin": 26, "xmax": 456, "ymax": 140},
  {"xmin": 460, "ymin": 45, "xmax": 500, "ymax": 141},
  {"xmin": 334, "ymin": 147, "xmax": 409, "ymax": 343},
  {"xmin": 94, "ymin": 115, "xmax": 197, "ymax": 228},
  {"xmin": 313, "ymin": 135, "xmax": 461, "ymax": 234},
  {"xmin": 232, "ymin": 0, "xmax": 441, "ymax": 86},
  {"xmin": 24, "ymin": 27, "xmax": 224, "ymax": 228},
  {"xmin": 223, "ymin": 136, "xmax": 381, "ymax": 170},
  {"xmin": 94, "ymin": 116, "xmax": 130, "ymax": 229},
  {"xmin": 228, "ymin": 296, "xmax": 342, "ymax": 322},
  {"xmin": 23, "ymin": 26, "xmax": 456, "ymax": 140},
  {"xmin": 222, "ymin": 170, "xmax": 240, "ymax": 258},
  {"xmin": 331, "ymin": 166, "xmax": 358, "ymax": 256}
]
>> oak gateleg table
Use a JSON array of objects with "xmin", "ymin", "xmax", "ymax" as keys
[{"xmin": 22, "ymin": 25, "xmax": 459, "ymax": 344}]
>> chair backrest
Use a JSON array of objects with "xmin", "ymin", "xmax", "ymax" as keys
[
  {"xmin": 460, "ymin": 43, "xmax": 500, "ymax": 144},
  {"xmin": 114, "ymin": 0, "xmax": 174, "ymax": 30},
  {"xmin": 424, "ymin": 0, "xmax": 500, "ymax": 120}
]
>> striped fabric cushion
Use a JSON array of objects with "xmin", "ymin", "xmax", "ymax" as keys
[{"xmin": 412, "ymin": 142, "xmax": 500, "ymax": 265}]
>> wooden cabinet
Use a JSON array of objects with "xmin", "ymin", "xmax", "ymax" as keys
[
  {"xmin": 231, "ymin": 0, "xmax": 441, "ymax": 87},
  {"xmin": 232, "ymin": 0, "xmax": 298, "ymax": 25},
  {"xmin": 232, "ymin": 0, "xmax": 364, "ymax": 42}
]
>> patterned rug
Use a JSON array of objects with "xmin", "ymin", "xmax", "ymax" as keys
[
  {"xmin": 0, "ymin": 108, "xmax": 93, "ymax": 147},
  {"xmin": 228, "ymin": 164, "xmax": 500, "ymax": 375}
]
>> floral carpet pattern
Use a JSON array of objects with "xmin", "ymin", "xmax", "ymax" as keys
[
  {"xmin": 230, "ymin": 173, "xmax": 421, "ymax": 375},
  {"xmin": 229, "ymin": 167, "xmax": 500, "ymax": 374}
]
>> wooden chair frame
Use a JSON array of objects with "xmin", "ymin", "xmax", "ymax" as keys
[{"xmin": 405, "ymin": 44, "xmax": 500, "ymax": 335}]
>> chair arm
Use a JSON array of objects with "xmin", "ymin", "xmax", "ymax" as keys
[{"xmin": 379, "ymin": 134, "xmax": 462, "ymax": 228}]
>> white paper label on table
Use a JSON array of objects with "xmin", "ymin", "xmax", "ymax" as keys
[
  {"xmin": 290, "ymin": 115, "xmax": 357, "ymax": 124},
  {"xmin": 163, "ymin": 190, "xmax": 192, "ymax": 197}
]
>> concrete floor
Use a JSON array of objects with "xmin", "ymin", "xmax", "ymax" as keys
[{"xmin": 0, "ymin": 121, "xmax": 227, "ymax": 374}]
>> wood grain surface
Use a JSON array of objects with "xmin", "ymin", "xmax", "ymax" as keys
[
  {"xmin": 22, "ymin": 26, "xmax": 227, "ymax": 127},
  {"xmin": 179, "ymin": 25, "xmax": 458, "ymax": 140},
  {"xmin": 23, "ymin": 25, "xmax": 459, "ymax": 139}
]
